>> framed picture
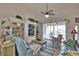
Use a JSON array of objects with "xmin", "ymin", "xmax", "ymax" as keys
[{"xmin": 28, "ymin": 24, "xmax": 35, "ymax": 36}]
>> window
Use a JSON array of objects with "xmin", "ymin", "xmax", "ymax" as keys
[{"xmin": 43, "ymin": 22, "xmax": 66, "ymax": 41}]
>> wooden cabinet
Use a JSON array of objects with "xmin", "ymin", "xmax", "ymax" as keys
[{"xmin": 0, "ymin": 40, "xmax": 15, "ymax": 56}]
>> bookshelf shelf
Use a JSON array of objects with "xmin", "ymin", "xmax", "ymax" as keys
[{"xmin": 11, "ymin": 21, "xmax": 24, "ymax": 39}]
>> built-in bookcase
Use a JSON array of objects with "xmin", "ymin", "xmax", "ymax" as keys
[{"xmin": 11, "ymin": 21, "xmax": 24, "ymax": 39}]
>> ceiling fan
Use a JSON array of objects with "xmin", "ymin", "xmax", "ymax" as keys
[{"xmin": 41, "ymin": 3, "xmax": 55, "ymax": 18}]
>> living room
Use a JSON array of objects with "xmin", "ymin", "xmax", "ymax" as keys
[{"xmin": 0, "ymin": 3, "xmax": 79, "ymax": 56}]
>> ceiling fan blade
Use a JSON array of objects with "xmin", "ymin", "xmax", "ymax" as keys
[
  {"xmin": 49, "ymin": 13, "xmax": 55, "ymax": 15},
  {"xmin": 48, "ymin": 10, "xmax": 54, "ymax": 12},
  {"xmin": 41, "ymin": 11, "xmax": 46, "ymax": 14}
]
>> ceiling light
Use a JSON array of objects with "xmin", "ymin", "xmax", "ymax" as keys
[
  {"xmin": 45, "ymin": 14, "xmax": 50, "ymax": 18},
  {"xmin": 17, "ymin": 23, "xmax": 20, "ymax": 26},
  {"xmin": 41, "ymin": 3, "xmax": 55, "ymax": 18}
]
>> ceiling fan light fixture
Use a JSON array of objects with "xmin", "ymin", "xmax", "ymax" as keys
[
  {"xmin": 41, "ymin": 3, "xmax": 55, "ymax": 18},
  {"xmin": 45, "ymin": 14, "xmax": 50, "ymax": 18}
]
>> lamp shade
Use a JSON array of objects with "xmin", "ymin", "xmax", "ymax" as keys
[{"xmin": 71, "ymin": 29, "xmax": 77, "ymax": 34}]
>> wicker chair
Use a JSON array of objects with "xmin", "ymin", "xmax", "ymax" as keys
[{"xmin": 51, "ymin": 34, "xmax": 62, "ymax": 48}]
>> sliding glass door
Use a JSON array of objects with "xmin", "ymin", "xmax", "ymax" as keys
[{"xmin": 43, "ymin": 22, "xmax": 66, "ymax": 41}]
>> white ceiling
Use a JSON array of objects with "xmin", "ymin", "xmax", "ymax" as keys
[{"xmin": 0, "ymin": 3, "xmax": 79, "ymax": 23}]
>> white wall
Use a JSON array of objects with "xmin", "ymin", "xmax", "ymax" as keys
[{"xmin": 66, "ymin": 17, "xmax": 75, "ymax": 40}]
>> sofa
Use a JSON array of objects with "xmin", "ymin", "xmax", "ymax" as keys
[{"xmin": 60, "ymin": 39, "xmax": 79, "ymax": 56}]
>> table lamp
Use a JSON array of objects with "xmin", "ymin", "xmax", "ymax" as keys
[{"xmin": 71, "ymin": 29, "xmax": 78, "ymax": 40}]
